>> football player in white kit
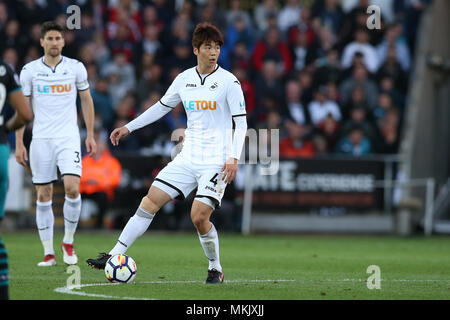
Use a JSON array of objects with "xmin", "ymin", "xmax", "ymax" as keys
[
  {"xmin": 87, "ymin": 22, "xmax": 248, "ymax": 284},
  {"xmin": 15, "ymin": 22, "xmax": 97, "ymax": 266}
]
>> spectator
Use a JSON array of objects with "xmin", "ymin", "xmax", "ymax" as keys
[
  {"xmin": 0, "ymin": 20, "xmax": 28, "ymax": 58},
  {"xmin": 253, "ymin": 59, "xmax": 284, "ymax": 107},
  {"xmin": 195, "ymin": 1, "xmax": 227, "ymax": 31},
  {"xmin": 2, "ymin": 47, "xmax": 18, "ymax": 71},
  {"xmin": 229, "ymin": 40, "xmax": 252, "ymax": 72},
  {"xmin": 141, "ymin": 5, "xmax": 165, "ymax": 34},
  {"xmin": 251, "ymin": 93, "xmax": 278, "ymax": 126},
  {"xmin": 308, "ymin": 85, "xmax": 342, "ymax": 126},
  {"xmin": 287, "ymin": 6, "xmax": 315, "ymax": 46},
  {"xmin": 313, "ymin": 48, "xmax": 342, "ymax": 88},
  {"xmin": 339, "ymin": 0, "xmax": 383, "ymax": 46},
  {"xmin": 136, "ymin": 62, "xmax": 164, "ymax": 107},
  {"xmin": 0, "ymin": 2, "xmax": 8, "ymax": 32},
  {"xmin": 376, "ymin": 47, "xmax": 408, "ymax": 95},
  {"xmin": 106, "ymin": 8, "xmax": 140, "ymax": 62},
  {"xmin": 163, "ymin": 38, "xmax": 196, "ymax": 72},
  {"xmin": 278, "ymin": 0, "xmax": 302, "ymax": 34},
  {"xmin": 253, "ymin": 0, "xmax": 279, "ymax": 35},
  {"xmin": 311, "ymin": 131, "xmax": 329, "ymax": 155},
  {"xmin": 103, "ymin": 52, "xmax": 136, "ymax": 107},
  {"xmin": 80, "ymin": 130, "xmax": 122, "ymax": 229},
  {"xmin": 313, "ymin": 0, "xmax": 344, "ymax": 36},
  {"xmin": 220, "ymin": 15, "xmax": 254, "ymax": 70},
  {"xmin": 226, "ymin": 0, "xmax": 252, "ymax": 29},
  {"xmin": 325, "ymin": 81, "xmax": 340, "ymax": 103},
  {"xmin": 86, "ymin": 63, "xmax": 99, "ymax": 89},
  {"xmin": 91, "ymin": 77, "xmax": 115, "ymax": 131},
  {"xmin": 23, "ymin": 45, "xmax": 40, "ymax": 65},
  {"xmin": 313, "ymin": 24, "xmax": 337, "ymax": 60},
  {"xmin": 298, "ymin": 70, "xmax": 314, "ymax": 105},
  {"xmin": 232, "ymin": 66, "xmax": 255, "ymax": 117},
  {"xmin": 133, "ymin": 23, "xmax": 163, "ymax": 66},
  {"xmin": 280, "ymin": 121, "xmax": 315, "ymax": 158},
  {"xmin": 341, "ymin": 85, "xmax": 368, "ymax": 119},
  {"xmin": 317, "ymin": 114, "xmax": 340, "ymax": 150},
  {"xmin": 376, "ymin": 107, "xmax": 400, "ymax": 154},
  {"xmin": 252, "ymin": 26, "xmax": 293, "ymax": 76},
  {"xmin": 113, "ymin": 93, "xmax": 137, "ymax": 123},
  {"xmin": 14, "ymin": 0, "xmax": 46, "ymax": 27},
  {"xmin": 341, "ymin": 28, "xmax": 379, "ymax": 73},
  {"xmin": 290, "ymin": 29, "xmax": 317, "ymax": 71},
  {"xmin": 339, "ymin": 105, "xmax": 378, "ymax": 143},
  {"xmin": 378, "ymin": 75, "xmax": 405, "ymax": 108},
  {"xmin": 339, "ymin": 64, "xmax": 378, "ymax": 110},
  {"xmin": 282, "ymin": 79, "xmax": 310, "ymax": 125},
  {"xmin": 376, "ymin": 24, "xmax": 411, "ymax": 72},
  {"xmin": 373, "ymin": 92, "xmax": 394, "ymax": 121},
  {"xmin": 76, "ymin": 12, "xmax": 97, "ymax": 47},
  {"xmin": 335, "ymin": 124, "xmax": 372, "ymax": 156}
]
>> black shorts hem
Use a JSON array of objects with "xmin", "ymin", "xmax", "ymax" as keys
[
  {"xmin": 33, "ymin": 179, "xmax": 58, "ymax": 186},
  {"xmin": 61, "ymin": 173, "xmax": 81, "ymax": 178},
  {"xmin": 154, "ymin": 178, "xmax": 185, "ymax": 200},
  {"xmin": 195, "ymin": 194, "xmax": 220, "ymax": 210}
]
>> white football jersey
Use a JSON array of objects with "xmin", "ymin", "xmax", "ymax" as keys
[
  {"xmin": 20, "ymin": 56, "xmax": 89, "ymax": 139},
  {"xmin": 161, "ymin": 65, "xmax": 246, "ymax": 164}
]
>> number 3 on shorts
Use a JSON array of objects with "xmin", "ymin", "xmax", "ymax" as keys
[{"xmin": 74, "ymin": 151, "xmax": 80, "ymax": 163}]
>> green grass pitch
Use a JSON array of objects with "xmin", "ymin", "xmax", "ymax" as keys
[{"xmin": 2, "ymin": 231, "xmax": 450, "ymax": 300}]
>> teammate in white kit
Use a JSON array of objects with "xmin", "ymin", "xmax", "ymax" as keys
[
  {"xmin": 87, "ymin": 22, "xmax": 248, "ymax": 284},
  {"xmin": 15, "ymin": 21, "xmax": 97, "ymax": 266}
]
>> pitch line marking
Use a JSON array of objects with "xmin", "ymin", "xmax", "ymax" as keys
[{"xmin": 54, "ymin": 279, "xmax": 296, "ymax": 300}]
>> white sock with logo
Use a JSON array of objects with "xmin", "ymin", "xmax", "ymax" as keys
[
  {"xmin": 63, "ymin": 195, "xmax": 82, "ymax": 244},
  {"xmin": 198, "ymin": 223, "xmax": 222, "ymax": 272},
  {"xmin": 109, "ymin": 207, "xmax": 155, "ymax": 255},
  {"xmin": 36, "ymin": 200, "xmax": 55, "ymax": 256}
]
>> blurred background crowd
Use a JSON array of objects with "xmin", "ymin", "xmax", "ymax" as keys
[{"xmin": 0, "ymin": 0, "xmax": 432, "ymax": 159}]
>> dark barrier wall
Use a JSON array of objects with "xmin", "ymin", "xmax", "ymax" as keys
[{"xmin": 114, "ymin": 155, "xmax": 385, "ymax": 212}]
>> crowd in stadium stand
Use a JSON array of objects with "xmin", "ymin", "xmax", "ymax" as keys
[{"xmin": 0, "ymin": 0, "xmax": 431, "ymax": 158}]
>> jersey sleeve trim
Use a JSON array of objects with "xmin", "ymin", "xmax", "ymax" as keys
[
  {"xmin": 159, "ymin": 100, "xmax": 175, "ymax": 109},
  {"xmin": 77, "ymin": 86, "xmax": 90, "ymax": 91},
  {"xmin": 232, "ymin": 113, "xmax": 247, "ymax": 117}
]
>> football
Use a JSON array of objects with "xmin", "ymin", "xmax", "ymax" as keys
[{"xmin": 104, "ymin": 254, "xmax": 137, "ymax": 283}]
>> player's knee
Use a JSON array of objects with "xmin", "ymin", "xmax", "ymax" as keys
[
  {"xmin": 140, "ymin": 195, "xmax": 160, "ymax": 214},
  {"xmin": 36, "ymin": 185, "xmax": 53, "ymax": 202},
  {"xmin": 190, "ymin": 210, "xmax": 211, "ymax": 229},
  {"xmin": 64, "ymin": 185, "xmax": 79, "ymax": 199}
]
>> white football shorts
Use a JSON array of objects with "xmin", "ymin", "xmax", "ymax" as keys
[
  {"xmin": 29, "ymin": 136, "xmax": 82, "ymax": 184},
  {"xmin": 152, "ymin": 154, "xmax": 227, "ymax": 210}
]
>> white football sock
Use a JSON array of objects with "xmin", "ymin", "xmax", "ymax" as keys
[
  {"xmin": 109, "ymin": 207, "xmax": 155, "ymax": 255},
  {"xmin": 63, "ymin": 195, "xmax": 81, "ymax": 244},
  {"xmin": 36, "ymin": 200, "xmax": 54, "ymax": 256},
  {"xmin": 198, "ymin": 223, "xmax": 222, "ymax": 272}
]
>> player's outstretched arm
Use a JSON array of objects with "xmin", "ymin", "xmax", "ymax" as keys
[{"xmin": 110, "ymin": 126, "xmax": 130, "ymax": 146}]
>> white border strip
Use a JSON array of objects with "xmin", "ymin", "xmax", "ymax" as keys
[{"xmin": 54, "ymin": 279, "xmax": 296, "ymax": 300}]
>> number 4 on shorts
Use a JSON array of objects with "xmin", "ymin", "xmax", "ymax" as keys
[{"xmin": 210, "ymin": 173, "xmax": 218, "ymax": 186}]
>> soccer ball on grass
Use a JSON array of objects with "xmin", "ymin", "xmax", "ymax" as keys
[{"xmin": 104, "ymin": 254, "xmax": 137, "ymax": 283}]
